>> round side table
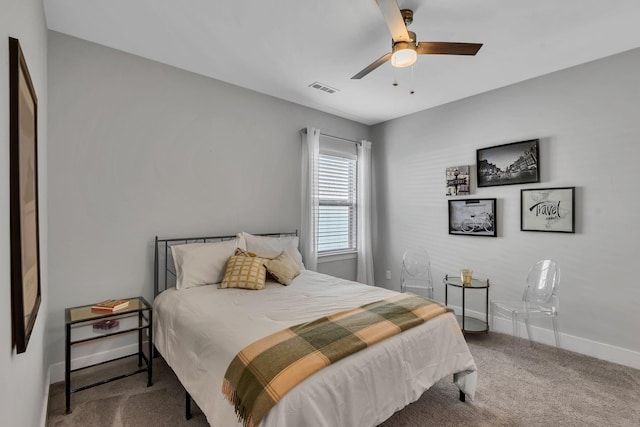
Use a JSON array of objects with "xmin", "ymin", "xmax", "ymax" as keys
[{"xmin": 444, "ymin": 275, "xmax": 490, "ymax": 333}]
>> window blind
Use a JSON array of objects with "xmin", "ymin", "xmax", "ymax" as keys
[{"xmin": 318, "ymin": 154, "xmax": 357, "ymax": 253}]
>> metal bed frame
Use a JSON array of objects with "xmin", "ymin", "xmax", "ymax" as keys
[{"xmin": 152, "ymin": 231, "xmax": 299, "ymax": 419}]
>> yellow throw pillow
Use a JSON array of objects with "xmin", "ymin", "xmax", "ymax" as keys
[
  {"xmin": 221, "ymin": 255, "xmax": 267, "ymax": 290},
  {"xmin": 264, "ymin": 251, "xmax": 301, "ymax": 285},
  {"xmin": 235, "ymin": 248, "xmax": 258, "ymax": 257}
]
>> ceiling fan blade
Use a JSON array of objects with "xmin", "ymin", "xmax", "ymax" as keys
[
  {"xmin": 376, "ymin": 0, "xmax": 410, "ymax": 42},
  {"xmin": 351, "ymin": 52, "xmax": 392, "ymax": 79},
  {"xmin": 416, "ymin": 42, "xmax": 483, "ymax": 56}
]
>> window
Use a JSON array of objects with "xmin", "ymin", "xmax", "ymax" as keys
[{"xmin": 317, "ymin": 153, "xmax": 357, "ymax": 253}]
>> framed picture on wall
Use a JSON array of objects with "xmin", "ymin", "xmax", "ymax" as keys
[
  {"xmin": 477, "ymin": 139, "xmax": 539, "ymax": 187},
  {"xmin": 446, "ymin": 165, "xmax": 470, "ymax": 196},
  {"xmin": 9, "ymin": 37, "xmax": 42, "ymax": 354},
  {"xmin": 448, "ymin": 198, "xmax": 497, "ymax": 237},
  {"xmin": 521, "ymin": 187, "xmax": 575, "ymax": 233}
]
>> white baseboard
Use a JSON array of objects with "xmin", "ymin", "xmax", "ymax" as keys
[
  {"xmin": 449, "ymin": 305, "xmax": 640, "ymax": 370},
  {"xmin": 49, "ymin": 343, "xmax": 141, "ymax": 384},
  {"xmin": 41, "ymin": 364, "xmax": 52, "ymax": 427}
]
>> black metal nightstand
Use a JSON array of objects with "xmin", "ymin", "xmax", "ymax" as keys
[{"xmin": 64, "ymin": 296, "xmax": 153, "ymax": 414}]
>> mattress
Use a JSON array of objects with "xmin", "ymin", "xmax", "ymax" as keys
[{"xmin": 153, "ymin": 269, "xmax": 477, "ymax": 426}]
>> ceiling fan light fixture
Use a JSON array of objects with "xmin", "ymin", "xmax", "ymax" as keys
[
  {"xmin": 351, "ymin": 5, "xmax": 482, "ymax": 79},
  {"xmin": 391, "ymin": 42, "xmax": 417, "ymax": 68}
]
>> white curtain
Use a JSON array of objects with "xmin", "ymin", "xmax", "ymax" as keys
[
  {"xmin": 357, "ymin": 140, "xmax": 375, "ymax": 285},
  {"xmin": 301, "ymin": 127, "xmax": 320, "ymax": 271}
]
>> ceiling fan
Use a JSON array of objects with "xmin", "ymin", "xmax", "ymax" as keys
[{"xmin": 351, "ymin": 0, "xmax": 483, "ymax": 79}]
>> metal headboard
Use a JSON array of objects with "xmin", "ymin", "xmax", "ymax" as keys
[{"xmin": 153, "ymin": 231, "xmax": 298, "ymax": 297}]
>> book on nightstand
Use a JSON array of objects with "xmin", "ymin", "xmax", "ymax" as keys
[{"xmin": 91, "ymin": 299, "xmax": 129, "ymax": 313}]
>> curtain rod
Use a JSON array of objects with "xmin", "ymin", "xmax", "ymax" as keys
[{"xmin": 300, "ymin": 128, "xmax": 361, "ymax": 146}]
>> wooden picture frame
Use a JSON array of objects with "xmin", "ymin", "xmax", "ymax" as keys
[
  {"xmin": 448, "ymin": 198, "xmax": 497, "ymax": 237},
  {"xmin": 477, "ymin": 139, "xmax": 539, "ymax": 187},
  {"xmin": 9, "ymin": 37, "xmax": 41, "ymax": 354},
  {"xmin": 521, "ymin": 187, "xmax": 575, "ymax": 233}
]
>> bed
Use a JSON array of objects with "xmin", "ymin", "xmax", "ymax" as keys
[{"xmin": 152, "ymin": 232, "xmax": 477, "ymax": 426}]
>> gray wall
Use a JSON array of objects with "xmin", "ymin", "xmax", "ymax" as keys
[
  {"xmin": 372, "ymin": 48, "xmax": 640, "ymax": 366},
  {"xmin": 46, "ymin": 31, "xmax": 369, "ymax": 378},
  {"xmin": 1, "ymin": 0, "xmax": 49, "ymax": 425}
]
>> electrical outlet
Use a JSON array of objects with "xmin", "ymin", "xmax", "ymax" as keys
[{"xmin": 386, "ymin": 270, "xmax": 391, "ymax": 280}]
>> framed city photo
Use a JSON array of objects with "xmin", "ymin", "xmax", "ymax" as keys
[
  {"xmin": 448, "ymin": 198, "xmax": 497, "ymax": 237},
  {"xmin": 477, "ymin": 139, "xmax": 539, "ymax": 187},
  {"xmin": 9, "ymin": 38, "xmax": 42, "ymax": 354},
  {"xmin": 446, "ymin": 165, "xmax": 470, "ymax": 196},
  {"xmin": 521, "ymin": 187, "xmax": 575, "ymax": 233}
]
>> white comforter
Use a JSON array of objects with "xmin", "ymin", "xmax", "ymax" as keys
[{"xmin": 153, "ymin": 270, "xmax": 477, "ymax": 427}]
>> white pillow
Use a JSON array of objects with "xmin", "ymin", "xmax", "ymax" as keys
[
  {"xmin": 171, "ymin": 239, "xmax": 240, "ymax": 289},
  {"xmin": 239, "ymin": 232, "xmax": 305, "ymax": 270}
]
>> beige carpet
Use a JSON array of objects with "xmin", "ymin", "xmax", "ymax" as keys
[{"xmin": 47, "ymin": 333, "xmax": 640, "ymax": 426}]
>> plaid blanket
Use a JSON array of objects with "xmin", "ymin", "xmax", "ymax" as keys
[{"xmin": 222, "ymin": 293, "xmax": 450, "ymax": 427}]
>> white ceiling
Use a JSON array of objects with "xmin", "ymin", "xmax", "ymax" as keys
[{"xmin": 43, "ymin": 0, "xmax": 640, "ymax": 125}]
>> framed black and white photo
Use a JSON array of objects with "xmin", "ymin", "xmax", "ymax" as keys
[
  {"xmin": 477, "ymin": 139, "xmax": 539, "ymax": 187},
  {"xmin": 9, "ymin": 38, "xmax": 41, "ymax": 354},
  {"xmin": 448, "ymin": 198, "xmax": 497, "ymax": 237},
  {"xmin": 446, "ymin": 165, "xmax": 470, "ymax": 196},
  {"xmin": 521, "ymin": 187, "xmax": 575, "ymax": 233}
]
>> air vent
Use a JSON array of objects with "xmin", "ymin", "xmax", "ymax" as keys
[{"xmin": 308, "ymin": 82, "xmax": 339, "ymax": 94}]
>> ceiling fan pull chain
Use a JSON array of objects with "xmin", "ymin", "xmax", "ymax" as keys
[{"xmin": 410, "ymin": 64, "xmax": 415, "ymax": 94}]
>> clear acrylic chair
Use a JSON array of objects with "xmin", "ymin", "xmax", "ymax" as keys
[
  {"xmin": 490, "ymin": 259, "xmax": 561, "ymax": 366},
  {"xmin": 400, "ymin": 249, "xmax": 434, "ymax": 299}
]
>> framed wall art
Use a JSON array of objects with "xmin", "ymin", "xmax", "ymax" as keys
[
  {"xmin": 9, "ymin": 37, "xmax": 42, "ymax": 354},
  {"xmin": 446, "ymin": 165, "xmax": 470, "ymax": 196},
  {"xmin": 448, "ymin": 198, "xmax": 497, "ymax": 237},
  {"xmin": 521, "ymin": 187, "xmax": 575, "ymax": 233},
  {"xmin": 477, "ymin": 139, "xmax": 539, "ymax": 187}
]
